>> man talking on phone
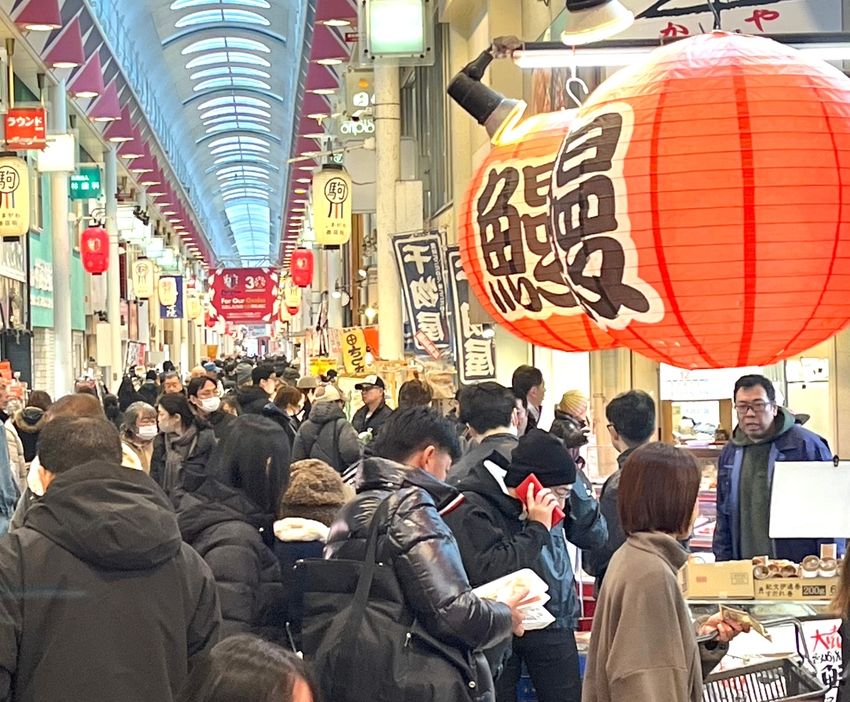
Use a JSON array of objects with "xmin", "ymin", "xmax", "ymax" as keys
[{"xmin": 443, "ymin": 419, "xmax": 607, "ymax": 702}]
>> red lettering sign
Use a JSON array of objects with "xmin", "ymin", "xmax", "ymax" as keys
[
  {"xmin": 5, "ymin": 107, "xmax": 47, "ymax": 150},
  {"xmin": 208, "ymin": 268, "xmax": 279, "ymax": 324}
]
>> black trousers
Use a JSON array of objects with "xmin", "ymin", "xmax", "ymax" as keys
[{"xmin": 494, "ymin": 628, "xmax": 582, "ymax": 702}]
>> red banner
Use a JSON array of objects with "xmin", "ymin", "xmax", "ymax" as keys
[
  {"xmin": 207, "ymin": 267, "xmax": 279, "ymax": 324},
  {"xmin": 5, "ymin": 108, "xmax": 46, "ymax": 150}
]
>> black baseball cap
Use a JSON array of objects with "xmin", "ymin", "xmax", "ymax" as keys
[{"xmin": 355, "ymin": 375, "xmax": 385, "ymax": 391}]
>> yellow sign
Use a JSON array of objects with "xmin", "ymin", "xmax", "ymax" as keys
[
  {"xmin": 158, "ymin": 276, "xmax": 177, "ymax": 307},
  {"xmin": 312, "ymin": 165, "xmax": 352, "ymax": 247},
  {"xmin": 0, "ymin": 157, "xmax": 29, "ymax": 239},
  {"xmin": 309, "ymin": 357, "xmax": 338, "ymax": 377},
  {"xmin": 187, "ymin": 294, "xmax": 202, "ymax": 320},
  {"xmin": 341, "ymin": 327, "xmax": 368, "ymax": 374},
  {"xmin": 132, "ymin": 258, "xmax": 155, "ymax": 298}
]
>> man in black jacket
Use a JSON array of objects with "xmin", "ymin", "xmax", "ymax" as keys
[
  {"xmin": 445, "ymin": 429, "xmax": 607, "ymax": 702},
  {"xmin": 583, "ymin": 389, "xmax": 656, "ymax": 593},
  {"xmin": 351, "ymin": 375, "xmax": 394, "ymax": 438},
  {"xmin": 447, "ymin": 382, "xmax": 520, "ymax": 485},
  {"xmin": 187, "ymin": 376, "xmax": 233, "ymax": 440},
  {"xmin": 511, "ymin": 365, "xmax": 545, "ymax": 434},
  {"xmin": 326, "ymin": 407, "xmax": 526, "ymax": 702},
  {"xmin": 0, "ymin": 416, "xmax": 221, "ymax": 702}
]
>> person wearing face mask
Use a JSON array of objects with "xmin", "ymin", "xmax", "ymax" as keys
[
  {"xmin": 120, "ymin": 402, "xmax": 159, "ymax": 474},
  {"xmin": 151, "ymin": 393, "xmax": 217, "ymax": 500},
  {"xmin": 187, "ymin": 376, "xmax": 233, "ymax": 440}
]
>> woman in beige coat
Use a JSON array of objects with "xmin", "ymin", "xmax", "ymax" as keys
[{"xmin": 583, "ymin": 443, "xmax": 749, "ymax": 702}]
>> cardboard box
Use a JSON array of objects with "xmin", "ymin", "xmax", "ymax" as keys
[
  {"xmin": 679, "ymin": 561, "xmax": 754, "ymax": 600},
  {"xmin": 752, "ymin": 577, "xmax": 840, "ymax": 601}
]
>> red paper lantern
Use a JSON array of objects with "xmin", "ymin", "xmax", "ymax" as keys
[
  {"xmin": 287, "ymin": 304, "xmax": 300, "ymax": 316},
  {"xmin": 81, "ymin": 226, "xmax": 109, "ymax": 274},
  {"xmin": 290, "ymin": 248, "xmax": 314, "ymax": 288},
  {"xmin": 552, "ymin": 32, "xmax": 850, "ymax": 369},
  {"xmin": 458, "ymin": 109, "xmax": 619, "ymax": 353}
]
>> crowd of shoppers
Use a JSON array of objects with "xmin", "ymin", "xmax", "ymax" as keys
[{"xmin": 0, "ymin": 357, "xmax": 839, "ymax": 702}]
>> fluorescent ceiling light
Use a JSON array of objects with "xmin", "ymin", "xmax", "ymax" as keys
[
  {"xmin": 307, "ymin": 112, "xmax": 329, "ymax": 119},
  {"xmin": 512, "ymin": 40, "xmax": 850, "ymax": 68},
  {"xmin": 323, "ymin": 19, "xmax": 350, "ymax": 26},
  {"xmin": 308, "ymin": 88, "xmax": 336, "ymax": 95},
  {"xmin": 316, "ymin": 58, "xmax": 343, "ymax": 66}
]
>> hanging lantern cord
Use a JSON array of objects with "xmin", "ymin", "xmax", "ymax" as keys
[{"xmin": 705, "ymin": 0, "xmax": 722, "ymax": 30}]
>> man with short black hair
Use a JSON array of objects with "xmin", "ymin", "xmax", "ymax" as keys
[
  {"xmin": 0, "ymin": 416, "xmax": 221, "ymax": 702},
  {"xmin": 325, "ymin": 407, "xmax": 520, "ymax": 701},
  {"xmin": 584, "ymin": 390, "xmax": 657, "ymax": 592},
  {"xmin": 236, "ymin": 364, "xmax": 277, "ymax": 415},
  {"xmin": 511, "ymin": 365, "xmax": 545, "ymax": 433},
  {"xmin": 187, "ymin": 376, "xmax": 233, "ymax": 439},
  {"xmin": 447, "ymin": 382, "xmax": 520, "ymax": 486},
  {"xmin": 714, "ymin": 374, "xmax": 838, "ymax": 562},
  {"xmin": 351, "ymin": 375, "xmax": 394, "ymax": 439}
]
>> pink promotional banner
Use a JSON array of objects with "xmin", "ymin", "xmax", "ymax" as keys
[{"xmin": 207, "ymin": 268, "xmax": 279, "ymax": 324}]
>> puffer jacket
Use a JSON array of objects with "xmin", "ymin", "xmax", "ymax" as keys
[
  {"xmin": 177, "ymin": 475, "xmax": 285, "ymax": 640},
  {"xmin": 325, "ymin": 457, "xmax": 513, "ymax": 702},
  {"xmin": 150, "ymin": 424, "xmax": 217, "ymax": 499},
  {"xmin": 292, "ymin": 401, "xmax": 362, "ymax": 473},
  {"xmin": 13, "ymin": 408, "xmax": 45, "ymax": 463},
  {"xmin": 236, "ymin": 385, "xmax": 272, "ymax": 416}
]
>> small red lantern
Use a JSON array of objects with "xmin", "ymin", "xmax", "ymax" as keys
[
  {"xmin": 81, "ymin": 226, "xmax": 109, "ymax": 275},
  {"xmin": 290, "ymin": 248, "xmax": 314, "ymax": 288},
  {"xmin": 287, "ymin": 304, "xmax": 300, "ymax": 316},
  {"xmin": 458, "ymin": 109, "xmax": 619, "ymax": 353},
  {"xmin": 553, "ymin": 32, "xmax": 850, "ymax": 368}
]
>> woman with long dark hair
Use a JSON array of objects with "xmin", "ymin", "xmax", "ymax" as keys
[
  {"xmin": 176, "ymin": 415, "xmax": 291, "ymax": 638},
  {"xmin": 151, "ymin": 392, "xmax": 217, "ymax": 498}
]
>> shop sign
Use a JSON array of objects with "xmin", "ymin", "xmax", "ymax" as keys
[
  {"xmin": 125, "ymin": 340, "xmax": 146, "ymax": 370},
  {"xmin": 36, "ymin": 133, "xmax": 76, "ymax": 173},
  {"xmin": 132, "ymin": 258, "xmax": 155, "ymax": 299},
  {"xmin": 207, "ymin": 267, "xmax": 279, "ymax": 324},
  {"xmin": 801, "ymin": 619, "xmax": 841, "ymax": 701},
  {"xmin": 4, "ymin": 107, "xmax": 46, "ymax": 150},
  {"xmin": 618, "ymin": 0, "xmax": 840, "ymax": 40},
  {"xmin": 393, "ymin": 231, "xmax": 451, "ymax": 354},
  {"xmin": 446, "ymin": 247, "xmax": 495, "ymax": 385},
  {"xmin": 31, "ymin": 257, "xmax": 53, "ymax": 309},
  {"xmin": 69, "ymin": 167, "xmax": 102, "ymax": 201},
  {"xmin": 340, "ymin": 118, "xmax": 374, "ymax": 136},
  {"xmin": 159, "ymin": 275, "xmax": 184, "ymax": 319},
  {"xmin": 0, "ymin": 157, "xmax": 29, "ymax": 240},
  {"xmin": 312, "ymin": 166, "xmax": 352, "ymax": 247},
  {"xmin": 341, "ymin": 327, "xmax": 368, "ymax": 374}
]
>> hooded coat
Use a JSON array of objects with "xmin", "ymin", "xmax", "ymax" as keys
[
  {"xmin": 12, "ymin": 407, "xmax": 44, "ymax": 463},
  {"xmin": 150, "ymin": 424, "xmax": 217, "ymax": 499},
  {"xmin": 177, "ymin": 476, "xmax": 285, "ymax": 640},
  {"xmin": 325, "ymin": 457, "xmax": 513, "ymax": 702},
  {"xmin": 0, "ymin": 461, "xmax": 221, "ymax": 702},
  {"xmin": 291, "ymin": 401, "xmax": 362, "ymax": 473},
  {"xmin": 236, "ymin": 384, "xmax": 270, "ymax": 416}
]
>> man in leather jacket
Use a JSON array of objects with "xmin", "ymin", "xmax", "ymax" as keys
[{"xmin": 325, "ymin": 407, "xmax": 526, "ymax": 702}]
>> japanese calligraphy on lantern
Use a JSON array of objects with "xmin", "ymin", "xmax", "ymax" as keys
[
  {"xmin": 159, "ymin": 276, "xmax": 184, "ymax": 320},
  {"xmin": 616, "ymin": 0, "xmax": 839, "ymax": 39},
  {"xmin": 4, "ymin": 107, "xmax": 46, "ymax": 150},
  {"xmin": 393, "ymin": 232, "xmax": 451, "ymax": 353},
  {"xmin": 446, "ymin": 247, "xmax": 496, "ymax": 385},
  {"xmin": 801, "ymin": 619, "xmax": 841, "ymax": 702},
  {"xmin": 208, "ymin": 268, "xmax": 279, "ymax": 324},
  {"xmin": 0, "ymin": 157, "xmax": 29, "ymax": 239},
  {"xmin": 313, "ymin": 167, "xmax": 352, "ymax": 247},
  {"xmin": 550, "ymin": 104, "xmax": 663, "ymax": 331}
]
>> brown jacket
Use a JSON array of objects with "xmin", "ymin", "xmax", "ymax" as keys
[{"xmin": 583, "ymin": 533, "xmax": 726, "ymax": 702}]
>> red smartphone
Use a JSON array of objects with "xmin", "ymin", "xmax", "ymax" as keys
[{"xmin": 515, "ymin": 473, "xmax": 566, "ymax": 527}]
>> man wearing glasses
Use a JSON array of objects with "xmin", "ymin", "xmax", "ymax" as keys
[{"xmin": 714, "ymin": 374, "xmax": 837, "ymax": 563}]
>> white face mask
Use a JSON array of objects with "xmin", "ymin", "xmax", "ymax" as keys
[
  {"xmin": 137, "ymin": 425, "xmax": 158, "ymax": 440},
  {"xmin": 201, "ymin": 397, "xmax": 221, "ymax": 413}
]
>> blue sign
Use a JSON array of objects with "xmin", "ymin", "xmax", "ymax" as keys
[
  {"xmin": 392, "ymin": 231, "xmax": 451, "ymax": 354},
  {"xmin": 446, "ymin": 247, "xmax": 496, "ymax": 385},
  {"xmin": 159, "ymin": 275, "xmax": 184, "ymax": 319}
]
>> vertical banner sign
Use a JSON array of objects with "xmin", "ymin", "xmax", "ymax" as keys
[
  {"xmin": 393, "ymin": 231, "xmax": 451, "ymax": 355},
  {"xmin": 341, "ymin": 327, "xmax": 368, "ymax": 374},
  {"xmin": 446, "ymin": 246, "xmax": 496, "ymax": 384},
  {"xmin": 0, "ymin": 157, "xmax": 29, "ymax": 239},
  {"xmin": 4, "ymin": 107, "xmax": 46, "ymax": 150},
  {"xmin": 133, "ymin": 258, "xmax": 155, "ymax": 299},
  {"xmin": 159, "ymin": 276, "xmax": 184, "ymax": 319},
  {"xmin": 207, "ymin": 268, "xmax": 279, "ymax": 324}
]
